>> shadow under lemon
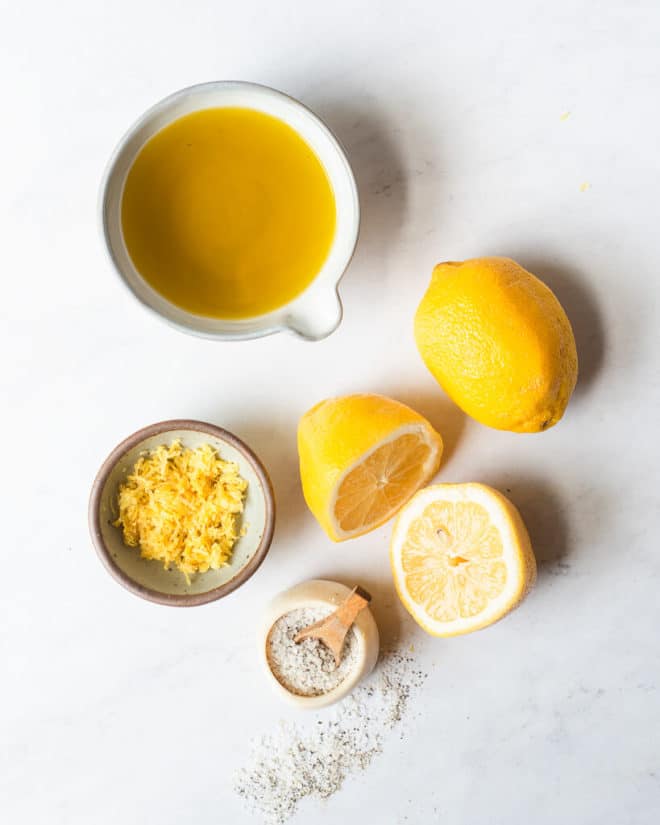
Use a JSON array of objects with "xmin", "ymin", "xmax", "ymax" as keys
[
  {"xmin": 514, "ymin": 255, "xmax": 607, "ymax": 398},
  {"xmin": 478, "ymin": 474, "xmax": 571, "ymax": 582}
]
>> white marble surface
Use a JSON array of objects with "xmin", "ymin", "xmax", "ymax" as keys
[{"xmin": 2, "ymin": 1, "xmax": 659, "ymax": 822}]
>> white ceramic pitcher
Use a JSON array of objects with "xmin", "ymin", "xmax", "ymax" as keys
[{"xmin": 99, "ymin": 81, "xmax": 360, "ymax": 341}]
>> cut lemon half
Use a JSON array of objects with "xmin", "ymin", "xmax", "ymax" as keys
[
  {"xmin": 390, "ymin": 483, "xmax": 536, "ymax": 636},
  {"xmin": 298, "ymin": 394, "xmax": 443, "ymax": 541}
]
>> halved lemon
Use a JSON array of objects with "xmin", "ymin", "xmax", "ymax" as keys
[
  {"xmin": 390, "ymin": 483, "xmax": 536, "ymax": 636},
  {"xmin": 298, "ymin": 394, "xmax": 443, "ymax": 541}
]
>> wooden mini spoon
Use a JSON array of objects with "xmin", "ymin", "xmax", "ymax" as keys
[{"xmin": 294, "ymin": 586, "xmax": 372, "ymax": 666}]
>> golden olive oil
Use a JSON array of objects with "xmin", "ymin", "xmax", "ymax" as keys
[{"xmin": 121, "ymin": 107, "xmax": 336, "ymax": 319}]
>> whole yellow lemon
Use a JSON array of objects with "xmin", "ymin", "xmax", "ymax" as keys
[{"xmin": 414, "ymin": 257, "xmax": 578, "ymax": 432}]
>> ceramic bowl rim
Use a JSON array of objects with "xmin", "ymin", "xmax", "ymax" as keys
[{"xmin": 88, "ymin": 419, "xmax": 275, "ymax": 606}]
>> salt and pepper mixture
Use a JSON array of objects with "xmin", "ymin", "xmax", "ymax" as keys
[
  {"xmin": 263, "ymin": 579, "xmax": 380, "ymax": 705},
  {"xmin": 294, "ymin": 586, "xmax": 371, "ymax": 666}
]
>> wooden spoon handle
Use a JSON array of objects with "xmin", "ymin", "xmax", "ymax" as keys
[
  {"xmin": 294, "ymin": 586, "xmax": 372, "ymax": 643},
  {"xmin": 332, "ymin": 585, "xmax": 371, "ymax": 629}
]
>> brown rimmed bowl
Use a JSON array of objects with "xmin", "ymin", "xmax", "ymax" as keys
[{"xmin": 89, "ymin": 419, "xmax": 275, "ymax": 606}]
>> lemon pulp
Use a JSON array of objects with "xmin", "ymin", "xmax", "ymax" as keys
[
  {"xmin": 390, "ymin": 483, "xmax": 537, "ymax": 637},
  {"xmin": 335, "ymin": 433, "xmax": 433, "ymax": 533},
  {"xmin": 399, "ymin": 499, "xmax": 508, "ymax": 621}
]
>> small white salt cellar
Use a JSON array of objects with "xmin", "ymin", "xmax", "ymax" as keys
[{"xmin": 262, "ymin": 579, "xmax": 380, "ymax": 708}]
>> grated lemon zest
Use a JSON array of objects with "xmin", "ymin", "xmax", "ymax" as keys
[{"xmin": 114, "ymin": 440, "xmax": 247, "ymax": 582}]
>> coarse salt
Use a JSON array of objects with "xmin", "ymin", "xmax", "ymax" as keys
[
  {"xmin": 266, "ymin": 607, "xmax": 359, "ymax": 696},
  {"xmin": 235, "ymin": 650, "xmax": 428, "ymax": 823}
]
